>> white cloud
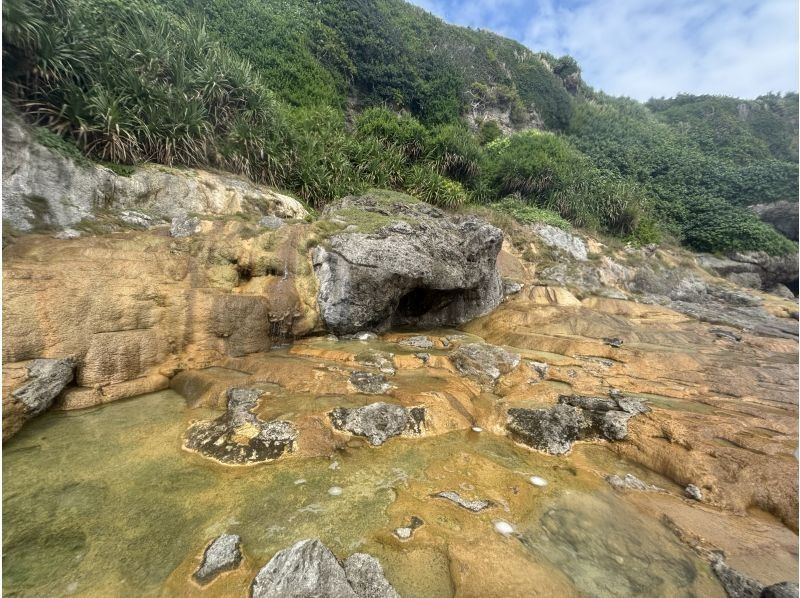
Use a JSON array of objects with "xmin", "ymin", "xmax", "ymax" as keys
[{"xmin": 409, "ymin": 0, "xmax": 799, "ymax": 100}]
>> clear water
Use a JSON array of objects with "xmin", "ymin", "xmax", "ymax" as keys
[{"xmin": 3, "ymin": 390, "xmax": 722, "ymax": 597}]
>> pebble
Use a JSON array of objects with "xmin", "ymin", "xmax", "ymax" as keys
[
  {"xmin": 529, "ymin": 476, "xmax": 548, "ymax": 487},
  {"xmin": 471, "ymin": 426, "xmax": 483, "ymax": 432},
  {"xmin": 294, "ymin": 479, "xmax": 306, "ymax": 485},
  {"xmin": 328, "ymin": 486, "xmax": 343, "ymax": 496},
  {"xmin": 394, "ymin": 527, "xmax": 413, "ymax": 540},
  {"xmin": 684, "ymin": 484, "xmax": 703, "ymax": 501},
  {"xmin": 329, "ymin": 461, "xmax": 340, "ymax": 470},
  {"xmin": 493, "ymin": 520, "xmax": 514, "ymax": 536}
]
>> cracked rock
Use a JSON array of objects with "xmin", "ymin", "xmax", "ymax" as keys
[{"xmin": 329, "ymin": 402, "xmax": 424, "ymax": 446}]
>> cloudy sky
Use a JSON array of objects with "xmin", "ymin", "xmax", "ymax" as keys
[{"xmin": 408, "ymin": 0, "xmax": 799, "ymax": 101}]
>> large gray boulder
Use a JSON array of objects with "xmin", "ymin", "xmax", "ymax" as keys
[
  {"xmin": 329, "ymin": 402, "xmax": 424, "ymax": 446},
  {"xmin": 183, "ymin": 388, "xmax": 297, "ymax": 464},
  {"xmin": 312, "ymin": 192, "xmax": 503, "ymax": 335},
  {"xmin": 251, "ymin": 539, "xmax": 398, "ymax": 598},
  {"xmin": 449, "ymin": 342, "xmax": 520, "ymax": 385},
  {"xmin": 12, "ymin": 358, "xmax": 75, "ymax": 417},
  {"xmin": 751, "ymin": 201, "xmax": 799, "ymax": 241}
]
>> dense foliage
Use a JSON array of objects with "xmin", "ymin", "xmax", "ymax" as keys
[{"xmin": 3, "ymin": 0, "xmax": 797, "ymax": 255}]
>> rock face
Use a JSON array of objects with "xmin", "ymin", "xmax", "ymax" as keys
[
  {"xmin": 312, "ymin": 192, "xmax": 503, "ymax": 334},
  {"xmin": 251, "ymin": 539, "xmax": 398, "ymax": 598},
  {"xmin": 751, "ymin": 201, "xmax": 799, "ymax": 241},
  {"xmin": 329, "ymin": 402, "xmax": 424, "ymax": 446},
  {"xmin": 532, "ymin": 223, "xmax": 588, "ymax": 261},
  {"xmin": 170, "ymin": 213, "xmax": 201, "ymax": 238},
  {"xmin": 3, "ymin": 358, "xmax": 75, "ymax": 440},
  {"xmin": 506, "ymin": 395, "xmax": 647, "ymax": 454},
  {"xmin": 193, "ymin": 534, "xmax": 242, "ymax": 585},
  {"xmin": 698, "ymin": 252, "xmax": 798, "ymax": 297},
  {"xmin": 449, "ymin": 343, "xmax": 520, "ymax": 385},
  {"xmin": 183, "ymin": 388, "xmax": 297, "ymax": 464},
  {"xmin": 2, "ymin": 112, "xmax": 307, "ymax": 233}
]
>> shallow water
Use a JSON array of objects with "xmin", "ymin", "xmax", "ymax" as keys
[{"xmin": 3, "ymin": 389, "xmax": 722, "ymax": 597}]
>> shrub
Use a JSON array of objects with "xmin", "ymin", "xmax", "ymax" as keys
[
  {"xmin": 404, "ymin": 166, "xmax": 467, "ymax": 209},
  {"xmin": 493, "ymin": 197, "xmax": 571, "ymax": 230}
]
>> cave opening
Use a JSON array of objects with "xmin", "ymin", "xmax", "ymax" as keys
[{"xmin": 392, "ymin": 286, "xmax": 463, "ymax": 327}]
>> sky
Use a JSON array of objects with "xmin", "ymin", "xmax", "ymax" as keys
[{"xmin": 408, "ymin": 0, "xmax": 799, "ymax": 101}]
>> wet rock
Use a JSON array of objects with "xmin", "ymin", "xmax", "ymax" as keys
[
  {"xmin": 193, "ymin": 534, "xmax": 242, "ymax": 585},
  {"xmin": 12, "ymin": 358, "xmax": 75, "ymax": 417},
  {"xmin": 398, "ymin": 335, "xmax": 434, "ymax": 349},
  {"xmin": 170, "ymin": 212, "xmax": 201, "ymax": 238},
  {"xmin": 508, "ymin": 395, "xmax": 647, "ymax": 454},
  {"xmin": 258, "ymin": 215, "xmax": 285, "ymax": 229},
  {"xmin": 183, "ymin": 387, "xmax": 297, "ymax": 464},
  {"xmin": 712, "ymin": 557, "xmax": 764, "ymax": 598},
  {"xmin": 251, "ymin": 539, "xmax": 398, "ymax": 598},
  {"xmin": 349, "ymin": 371, "xmax": 391, "ymax": 394},
  {"xmin": 251, "ymin": 539, "xmax": 356, "ymax": 598},
  {"xmin": 393, "ymin": 516, "xmax": 424, "ymax": 540},
  {"xmin": 532, "ymin": 223, "xmax": 588, "ymax": 261},
  {"xmin": 603, "ymin": 337, "xmax": 624, "ymax": 348},
  {"xmin": 762, "ymin": 582, "xmax": 800, "ymax": 598},
  {"xmin": 684, "ymin": 484, "xmax": 703, "ymax": 501},
  {"xmin": 329, "ymin": 402, "xmax": 424, "ymax": 446},
  {"xmin": 313, "ymin": 192, "xmax": 503, "ymax": 335},
  {"xmin": 433, "ymin": 491, "xmax": 494, "ymax": 512},
  {"xmin": 606, "ymin": 474, "xmax": 662, "ymax": 492},
  {"xmin": 356, "ymin": 350, "xmax": 396, "ymax": 375},
  {"xmin": 54, "ymin": 228, "xmax": 81, "ymax": 240},
  {"xmin": 449, "ymin": 343, "xmax": 520, "ymax": 385},
  {"xmin": 352, "ymin": 331, "xmax": 378, "ymax": 341},
  {"xmin": 711, "ymin": 328, "xmax": 742, "ymax": 342},
  {"xmin": 343, "ymin": 553, "xmax": 400, "ymax": 598},
  {"xmin": 507, "ymin": 404, "xmax": 589, "ymax": 455}
]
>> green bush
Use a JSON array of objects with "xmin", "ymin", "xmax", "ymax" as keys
[
  {"xmin": 493, "ymin": 197, "xmax": 571, "ymax": 230},
  {"xmin": 404, "ymin": 166, "xmax": 467, "ymax": 209}
]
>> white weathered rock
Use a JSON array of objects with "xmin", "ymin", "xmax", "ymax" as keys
[{"xmin": 532, "ymin": 223, "xmax": 588, "ymax": 261}]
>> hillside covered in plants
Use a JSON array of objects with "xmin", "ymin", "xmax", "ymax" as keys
[{"xmin": 3, "ymin": 0, "xmax": 798, "ymax": 254}]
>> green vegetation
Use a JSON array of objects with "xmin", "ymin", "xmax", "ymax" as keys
[{"xmin": 3, "ymin": 0, "xmax": 797, "ymax": 255}]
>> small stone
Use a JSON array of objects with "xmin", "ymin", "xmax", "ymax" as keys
[
  {"xmin": 399, "ymin": 335, "xmax": 434, "ymax": 349},
  {"xmin": 394, "ymin": 527, "xmax": 412, "ymax": 540},
  {"xmin": 684, "ymin": 484, "xmax": 703, "ymax": 501},
  {"xmin": 710, "ymin": 328, "xmax": 742, "ymax": 342},
  {"xmin": 54, "ymin": 228, "xmax": 80, "ymax": 240},
  {"xmin": 471, "ymin": 426, "xmax": 483, "ymax": 433},
  {"xmin": 328, "ymin": 486, "xmax": 343, "ymax": 496},
  {"xmin": 606, "ymin": 474, "xmax": 662, "ymax": 492},
  {"xmin": 414, "ymin": 352, "xmax": 430, "ymax": 363},
  {"xmin": 258, "ymin": 215, "xmax": 285, "ymax": 229},
  {"xmin": 193, "ymin": 534, "xmax": 242, "ymax": 585},
  {"xmin": 294, "ymin": 479, "xmax": 306, "ymax": 485},
  {"xmin": 329, "ymin": 461, "xmax": 339, "ymax": 470},
  {"xmin": 529, "ymin": 476, "xmax": 548, "ymax": 487},
  {"xmin": 503, "ymin": 280, "xmax": 524, "ymax": 296},
  {"xmin": 493, "ymin": 521, "xmax": 514, "ymax": 536},
  {"xmin": 353, "ymin": 331, "xmax": 377, "ymax": 341},
  {"xmin": 433, "ymin": 491, "xmax": 493, "ymax": 512},
  {"xmin": 326, "ymin": 334, "xmax": 339, "ymax": 342},
  {"xmin": 603, "ymin": 337, "xmax": 624, "ymax": 348}
]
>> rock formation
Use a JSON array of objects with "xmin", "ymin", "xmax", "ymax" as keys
[
  {"xmin": 329, "ymin": 402, "xmax": 424, "ymax": 446},
  {"xmin": 193, "ymin": 534, "xmax": 242, "ymax": 585},
  {"xmin": 312, "ymin": 191, "xmax": 503, "ymax": 334}
]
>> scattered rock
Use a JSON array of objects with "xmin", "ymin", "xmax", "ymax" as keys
[
  {"xmin": 258, "ymin": 215, "xmax": 285, "ymax": 230},
  {"xmin": 414, "ymin": 352, "xmax": 430, "ymax": 363},
  {"xmin": 603, "ymin": 337, "xmax": 624, "ymax": 348},
  {"xmin": 183, "ymin": 388, "xmax": 297, "ymax": 464},
  {"xmin": 328, "ymin": 486, "xmax": 343, "ymax": 497},
  {"xmin": 684, "ymin": 484, "xmax": 703, "ymax": 501},
  {"xmin": 119, "ymin": 210, "xmax": 157, "ymax": 228},
  {"xmin": 53, "ymin": 228, "xmax": 80, "ymax": 240},
  {"xmin": 449, "ymin": 343, "xmax": 520, "ymax": 385},
  {"xmin": 250, "ymin": 539, "xmax": 398, "ymax": 598},
  {"xmin": 532, "ymin": 223, "xmax": 588, "ymax": 261},
  {"xmin": 193, "ymin": 534, "xmax": 242, "ymax": 585},
  {"xmin": 606, "ymin": 474, "xmax": 662, "ymax": 492},
  {"xmin": 711, "ymin": 557, "xmax": 764, "ymax": 598},
  {"xmin": 329, "ymin": 402, "xmax": 424, "ymax": 446},
  {"xmin": 503, "ymin": 279, "xmax": 524, "ymax": 296},
  {"xmin": 493, "ymin": 520, "xmax": 515, "ymax": 536},
  {"xmin": 348, "ymin": 371, "xmax": 391, "ymax": 394},
  {"xmin": 11, "ymin": 358, "xmax": 75, "ymax": 417},
  {"xmin": 711, "ymin": 328, "xmax": 742, "ymax": 342},
  {"xmin": 356, "ymin": 350, "xmax": 396, "ymax": 375},
  {"xmin": 170, "ymin": 212, "xmax": 201, "ymax": 238},
  {"xmin": 393, "ymin": 516, "xmax": 424, "ymax": 541},
  {"xmin": 343, "ymin": 553, "xmax": 400, "ymax": 598},
  {"xmin": 527, "ymin": 361, "xmax": 549, "ymax": 380},
  {"xmin": 352, "ymin": 331, "xmax": 378, "ymax": 341},
  {"xmin": 313, "ymin": 192, "xmax": 503, "ymax": 334},
  {"xmin": 398, "ymin": 335, "xmax": 434, "ymax": 349},
  {"xmin": 529, "ymin": 476, "xmax": 548, "ymax": 487},
  {"xmin": 507, "ymin": 395, "xmax": 648, "ymax": 454},
  {"xmin": 433, "ymin": 491, "xmax": 493, "ymax": 512}
]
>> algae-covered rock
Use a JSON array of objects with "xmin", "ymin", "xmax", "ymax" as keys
[{"xmin": 329, "ymin": 402, "xmax": 424, "ymax": 446}]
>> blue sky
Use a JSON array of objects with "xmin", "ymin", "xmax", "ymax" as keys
[{"xmin": 408, "ymin": 0, "xmax": 799, "ymax": 100}]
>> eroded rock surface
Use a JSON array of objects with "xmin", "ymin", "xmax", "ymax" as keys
[
  {"xmin": 433, "ymin": 491, "xmax": 493, "ymax": 512},
  {"xmin": 250, "ymin": 539, "xmax": 397, "ymax": 598},
  {"xmin": 183, "ymin": 388, "xmax": 297, "ymax": 464},
  {"xmin": 329, "ymin": 402, "xmax": 424, "ymax": 446},
  {"xmin": 193, "ymin": 534, "xmax": 242, "ymax": 585},
  {"xmin": 449, "ymin": 342, "xmax": 520, "ymax": 385},
  {"xmin": 313, "ymin": 191, "xmax": 503, "ymax": 334}
]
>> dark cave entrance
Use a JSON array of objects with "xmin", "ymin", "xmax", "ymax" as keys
[{"xmin": 392, "ymin": 287, "xmax": 464, "ymax": 327}]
